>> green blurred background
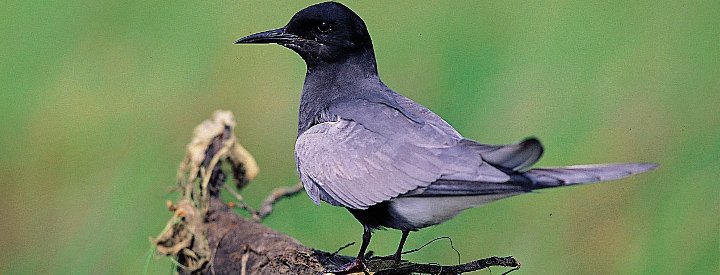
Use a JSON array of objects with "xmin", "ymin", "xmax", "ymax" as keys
[{"xmin": 2, "ymin": 1, "xmax": 718, "ymax": 274}]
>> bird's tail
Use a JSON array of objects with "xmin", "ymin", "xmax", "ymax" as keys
[
  {"xmin": 522, "ymin": 162, "xmax": 658, "ymax": 189},
  {"xmin": 415, "ymin": 163, "xmax": 657, "ymax": 197}
]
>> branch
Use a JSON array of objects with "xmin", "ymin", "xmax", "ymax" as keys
[
  {"xmin": 255, "ymin": 182, "xmax": 304, "ymax": 221},
  {"xmin": 152, "ymin": 110, "xmax": 521, "ymax": 274},
  {"xmin": 371, "ymin": 256, "xmax": 520, "ymax": 275}
]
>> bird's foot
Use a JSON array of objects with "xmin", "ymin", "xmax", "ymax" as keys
[
  {"xmin": 391, "ymin": 252, "xmax": 402, "ymax": 263},
  {"xmin": 324, "ymin": 257, "xmax": 367, "ymax": 274},
  {"xmin": 374, "ymin": 252, "xmax": 402, "ymax": 262}
]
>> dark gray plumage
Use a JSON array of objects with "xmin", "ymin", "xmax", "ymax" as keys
[{"xmin": 235, "ymin": 2, "xmax": 657, "ymax": 272}]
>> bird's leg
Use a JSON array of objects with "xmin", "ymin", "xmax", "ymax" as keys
[
  {"xmin": 392, "ymin": 230, "xmax": 410, "ymax": 262},
  {"xmin": 328, "ymin": 225, "xmax": 372, "ymax": 273}
]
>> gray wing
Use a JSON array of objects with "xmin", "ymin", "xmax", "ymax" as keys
[
  {"xmin": 296, "ymin": 119, "xmax": 441, "ymax": 209},
  {"xmin": 296, "ymin": 100, "xmax": 510, "ymax": 209}
]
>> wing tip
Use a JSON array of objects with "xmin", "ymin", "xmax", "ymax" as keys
[
  {"xmin": 565, "ymin": 162, "xmax": 660, "ymax": 173},
  {"xmin": 632, "ymin": 162, "xmax": 660, "ymax": 173}
]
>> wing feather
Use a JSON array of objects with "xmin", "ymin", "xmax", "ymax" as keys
[{"xmin": 296, "ymin": 99, "xmax": 511, "ymax": 209}]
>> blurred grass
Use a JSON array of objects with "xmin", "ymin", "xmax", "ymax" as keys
[{"xmin": 1, "ymin": 1, "xmax": 718, "ymax": 274}]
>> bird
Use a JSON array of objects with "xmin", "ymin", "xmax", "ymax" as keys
[{"xmin": 235, "ymin": 2, "xmax": 657, "ymax": 273}]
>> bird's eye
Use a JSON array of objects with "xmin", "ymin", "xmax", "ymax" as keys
[{"xmin": 317, "ymin": 22, "xmax": 333, "ymax": 33}]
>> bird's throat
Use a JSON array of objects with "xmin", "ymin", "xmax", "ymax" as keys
[
  {"xmin": 305, "ymin": 49, "xmax": 378, "ymax": 79},
  {"xmin": 297, "ymin": 51, "xmax": 380, "ymax": 136}
]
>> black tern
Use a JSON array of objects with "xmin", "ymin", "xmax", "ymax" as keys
[{"xmin": 235, "ymin": 2, "xmax": 657, "ymax": 272}]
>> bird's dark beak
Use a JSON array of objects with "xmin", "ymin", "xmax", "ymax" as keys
[{"xmin": 234, "ymin": 27, "xmax": 298, "ymax": 44}]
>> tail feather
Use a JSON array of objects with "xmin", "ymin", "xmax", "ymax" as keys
[
  {"xmin": 462, "ymin": 137, "xmax": 544, "ymax": 171},
  {"xmin": 525, "ymin": 162, "xmax": 658, "ymax": 189},
  {"xmin": 412, "ymin": 162, "xmax": 658, "ymax": 197}
]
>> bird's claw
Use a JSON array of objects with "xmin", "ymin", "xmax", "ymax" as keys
[
  {"xmin": 391, "ymin": 253, "xmax": 402, "ymax": 263},
  {"xmin": 323, "ymin": 257, "xmax": 367, "ymax": 274}
]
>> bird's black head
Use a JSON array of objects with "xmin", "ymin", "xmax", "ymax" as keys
[{"xmin": 235, "ymin": 2, "xmax": 374, "ymax": 66}]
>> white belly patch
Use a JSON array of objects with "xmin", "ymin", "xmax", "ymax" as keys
[{"xmin": 387, "ymin": 193, "xmax": 519, "ymax": 229}]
